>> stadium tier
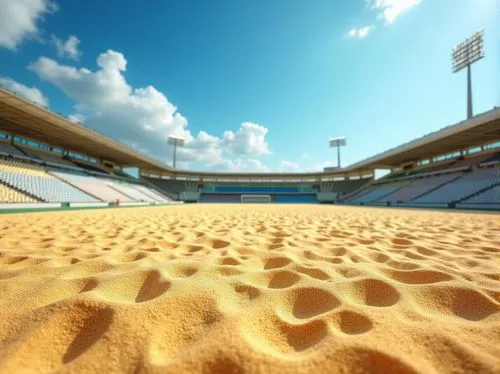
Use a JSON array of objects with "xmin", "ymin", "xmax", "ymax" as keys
[
  {"xmin": 0, "ymin": 182, "xmax": 38, "ymax": 203},
  {"xmin": 379, "ymin": 173, "xmax": 461, "ymax": 203},
  {"xmin": 346, "ymin": 154, "xmax": 499, "ymax": 207},
  {"xmin": 411, "ymin": 167, "xmax": 499, "ymax": 205},
  {"xmin": 70, "ymin": 160, "xmax": 110, "ymax": 175},
  {"xmin": 0, "ymin": 159, "xmax": 99, "ymax": 203},
  {"xmin": 320, "ymin": 179, "xmax": 371, "ymax": 197},
  {"xmin": 133, "ymin": 184, "xmax": 172, "ymax": 203},
  {"xmin": 17, "ymin": 145, "xmax": 79, "ymax": 169},
  {"xmin": 449, "ymin": 153, "xmax": 494, "ymax": 169},
  {"xmin": 458, "ymin": 185, "xmax": 500, "ymax": 209},
  {"xmin": 0, "ymin": 141, "xmax": 30, "ymax": 159},
  {"xmin": 50, "ymin": 171, "xmax": 133, "ymax": 202},
  {"xmin": 0, "ymin": 157, "xmax": 171, "ymax": 205},
  {"xmin": 107, "ymin": 180, "xmax": 171, "ymax": 203},
  {"xmin": 349, "ymin": 181, "xmax": 410, "ymax": 204}
]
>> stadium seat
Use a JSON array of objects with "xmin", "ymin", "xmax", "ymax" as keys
[
  {"xmin": 380, "ymin": 173, "xmax": 461, "ymax": 203},
  {"xmin": 0, "ymin": 159, "xmax": 99, "ymax": 202},
  {"xmin": 17, "ymin": 146, "xmax": 78, "ymax": 168},
  {"xmin": 133, "ymin": 185, "xmax": 172, "ymax": 203},
  {"xmin": 0, "ymin": 141, "xmax": 30, "ymax": 159},
  {"xmin": 0, "ymin": 182, "xmax": 38, "ymax": 203},
  {"xmin": 107, "ymin": 181, "xmax": 170, "ymax": 203},
  {"xmin": 412, "ymin": 167, "xmax": 500, "ymax": 204},
  {"xmin": 459, "ymin": 184, "xmax": 500, "ymax": 206},
  {"xmin": 349, "ymin": 181, "xmax": 409, "ymax": 204},
  {"xmin": 50, "ymin": 171, "xmax": 133, "ymax": 203}
]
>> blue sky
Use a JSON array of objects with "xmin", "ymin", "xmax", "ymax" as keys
[{"xmin": 0, "ymin": 0, "xmax": 498, "ymax": 172}]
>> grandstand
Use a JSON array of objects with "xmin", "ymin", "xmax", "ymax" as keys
[{"xmin": 0, "ymin": 86, "xmax": 499, "ymax": 210}]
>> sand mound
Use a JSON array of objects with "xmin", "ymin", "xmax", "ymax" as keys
[{"xmin": 0, "ymin": 204, "xmax": 499, "ymax": 373}]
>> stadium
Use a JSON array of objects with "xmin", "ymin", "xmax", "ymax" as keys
[
  {"xmin": 0, "ymin": 86, "xmax": 498, "ymax": 210},
  {"xmin": 0, "ymin": 2, "xmax": 499, "ymax": 372},
  {"xmin": 1, "ymin": 83, "xmax": 499, "ymax": 373}
]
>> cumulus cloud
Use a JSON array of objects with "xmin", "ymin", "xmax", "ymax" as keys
[
  {"xmin": 52, "ymin": 35, "xmax": 81, "ymax": 60},
  {"xmin": 0, "ymin": 0, "xmax": 58, "ymax": 50},
  {"xmin": 223, "ymin": 122, "xmax": 270, "ymax": 155},
  {"xmin": 347, "ymin": 25, "xmax": 375, "ymax": 39},
  {"xmin": 0, "ymin": 77, "xmax": 49, "ymax": 106},
  {"xmin": 367, "ymin": 0, "xmax": 422, "ymax": 24},
  {"xmin": 28, "ymin": 50, "xmax": 271, "ymax": 171}
]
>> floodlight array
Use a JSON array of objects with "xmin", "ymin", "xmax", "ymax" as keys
[
  {"xmin": 452, "ymin": 30, "xmax": 484, "ymax": 73},
  {"xmin": 329, "ymin": 137, "xmax": 347, "ymax": 147},
  {"xmin": 167, "ymin": 135, "xmax": 185, "ymax": 146}
]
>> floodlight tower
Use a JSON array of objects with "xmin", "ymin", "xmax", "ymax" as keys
[
  {"xmin": 452, "ymin": 30, "xmax": 485, "ymax": 119},
  {"xmin": 329, "ymin": 137, "xmax": 347, "ymax": 168},
  {"xmin": 167, "ymin": 135, "xmax": 185, "ymax": 169}
]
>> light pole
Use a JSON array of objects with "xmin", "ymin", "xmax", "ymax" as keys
[
  {"xmin": 167, "ymin": 135, "xmax": 185, "ymax": 169},
  {"xmin": 329, "ymin": 137, "xmax": 347, "ymax": 168},
  {"xmin": 452, "ymin": 30, "xmax": 485, "ymax": 119}
]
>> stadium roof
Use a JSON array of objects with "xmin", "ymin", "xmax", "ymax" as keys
[
  {"xmin": 347, "ymin": 107, "xmax": 500, "ymax": 169},
  {"xmin": 1, "ymin": 86, "xmax": 499, "ymax": 179},
  {"xmin": 0, "ymin": 87, "xmax": 172, "ymax": 170}
]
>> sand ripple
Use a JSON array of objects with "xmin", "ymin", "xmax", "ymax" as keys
[{"xmin": 0, "ymin": 205, "xmax": 499, "ymax": 373}]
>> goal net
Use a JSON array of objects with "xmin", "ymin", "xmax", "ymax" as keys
[{"xmin": 241, "ymin": 194, "xmax": 272, "ymax": 203}]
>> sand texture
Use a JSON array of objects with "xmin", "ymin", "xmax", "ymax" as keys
[{"xmin": 0, "ymin": 204, "xmax": 499, "ymax": 374}]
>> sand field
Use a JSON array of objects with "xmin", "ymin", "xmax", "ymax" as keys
[{"xmin": 0, "ymin": 204, "xmax": 499, "ymax": 373}]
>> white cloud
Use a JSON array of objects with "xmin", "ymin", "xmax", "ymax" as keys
[
  {"xmin": 367, "ymin": 0, "xmax": 422, "ymax": 24},
  {"xmin": 0, "ymin": 0, "xmax": 58, "ymax": 50},
  {"xmin": 278, "ymin": 160, "xmax": 301, "ymax": 172},
  {"xmin": 52, "ymin": 35, "xmax": 81, "ymax": 60},
  {"xmin": 0, "ymin": 77, "xmax": 49, "ymax": 106},
  {"xmin": 223, "ymin": 122, "xmax": 270, "ymax": 155},
  {"xmin": 28, "ymin": 50, "xmax": 271, "ymax": 171},
  {"xmin": 347, "ymin": 25, "xmax": 375, "ymax": 39}
]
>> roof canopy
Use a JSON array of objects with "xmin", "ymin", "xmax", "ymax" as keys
[{"xmin": 0, "ymin": 88, "xmax": 169, "ymax": 169}]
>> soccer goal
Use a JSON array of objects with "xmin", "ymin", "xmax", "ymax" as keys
[{"xmin": 241, "ymin": 194, "xmax": 272, "ymax": 203}]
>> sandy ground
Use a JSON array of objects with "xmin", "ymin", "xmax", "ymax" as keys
[{"xmin": 0, "ymin": 204, "xmax": 498, "ymax": 374}]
